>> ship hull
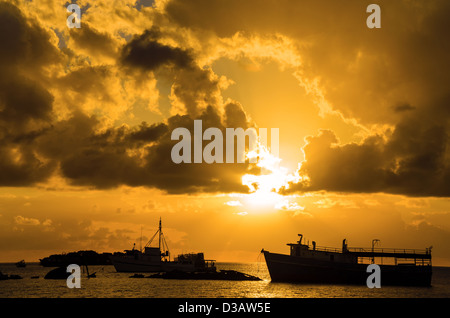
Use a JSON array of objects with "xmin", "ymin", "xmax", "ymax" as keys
[
  {"xmin": 264, "ymin": 251, "xmax": 432, "ymax": 286},
  {"xmin": 110, "ymin": 255, "xmax": 196, "ymax": 273},
  {"xmin": 110, "ymin": 256, "xmax": 162, "ymax": 272}
]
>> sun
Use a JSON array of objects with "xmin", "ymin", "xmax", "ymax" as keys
[
  {"xmin": 239, "ymin": 142, "xmax": 301, "ymax": 210},
  {"xmin": 244, "ymin": 190, "xmax": 285, "ymax": 208}
]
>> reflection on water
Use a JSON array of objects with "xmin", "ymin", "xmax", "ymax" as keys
[{"xmin": 1, "ymin": 262, "xmax": 449, "ymax": 298}]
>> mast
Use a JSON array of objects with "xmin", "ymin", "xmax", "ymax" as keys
[
  {"xmin": 140, "ymin": 225, "xmax": 142, "ymax": 252},
  {"xmin": 159, "ymin": 217, "xmax": 162, "ymax": 251},
  {"xmin": 144, "ymin": 218, "xmax": 170, "ymax": 261}
]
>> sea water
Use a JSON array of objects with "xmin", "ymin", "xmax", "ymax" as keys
[{"xmin": 1, "ymin": 262, "xmax": 450, "ymax": 298}]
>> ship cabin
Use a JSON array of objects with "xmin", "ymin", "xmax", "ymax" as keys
[
  {"xmin": 288, "ymin": 234, "xmax": 358, "ymax": 264},
  {"xmin": 288, "ymin": 234, "xmax": 432, "ymax": 266},
  {"xmin": 144, "ymin": 246, "xmax": 168, "ymax": 261},
  {"xmin": 120, "ymin": 245, "xmax": 169, "ymax": 262},
  {"xmin": 175, "ymin": 253, "xmax": 216, "ymax": 271}
]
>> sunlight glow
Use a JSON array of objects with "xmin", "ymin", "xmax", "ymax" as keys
[{"xmin": 240, "ymin": 142, "xmax": 302, "ymax": 211}]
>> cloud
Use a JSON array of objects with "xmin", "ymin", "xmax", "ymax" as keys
[
  {"xmin": 0, "ymin": 2, "xmax": 61, "ymax": 68},
  {"xmin": 163, "ymin": 0, "xmax": 450, "ymax": 122},
  {"xmin": 121, "ymin": 27, "xmax": 195, "ymax": 71},
  {"xmin": 31, "ymin": 104, "xmax": 255, "ymax": 193},
  {"xmin": 2, "ymin": 1, "xmax": 449, "ymax": 199},
  {"xmin": 0, "ymin": 2, "xmax": 59, "ymax": 134},
  {"xmin": 392, "ymin": 103, "xmax": 416, "ymax": 113},
  {"xmin": 0, "ymin": 3, "xmax": 258, "ymax": 193},
  {"xmin": 14, "ymin": 216, "xmax": 40, "ymax": 226},
  {"xmin": 0, "ymin": 2, "xmax": 61, "ymax": 185},
  {"xmin": 68, "ymin": 22, "xmax": 122, "ymax": 62},
  {"xmin": 285, "ymin": 111, "xmax": 450, "ymax": 197},
  {"xmin": 121, "ymin": 27, "xmax": 225, "ymax": 118},
  {"xmin": 158, "ymin": 0, "xmax": 450, "ymax": 198},
  {"xmin": 225, "ymin": 200, "xmax": 242, "ymax": 207}
]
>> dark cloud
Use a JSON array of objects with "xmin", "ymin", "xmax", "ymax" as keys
[
  {"xmin": 121, "ymin": 28, "xmax": 194, "ymax": 71},
  {"xmin": 0, "ymin": 2, "xmax": 60, "ymax": 68},
  {"xmin": 141, "ymin": 104, "xmax": 254, "ymax": 194},
  {"xmin": 35, "ymin": 111, "xmax": 163, "ymax": 189},
  {"xmin": 0, "ymin": 2, "xmax": 58, "ymax": 134},
  {"xmin": 69, "ymin": 22, "xmax": 119, "ymax": 59},
  {"xmin": 55, "ymin": 65, "xmax": 118, "ymax": 109},
  {"xmin": 127, "ymin": 122, "xmax": 169, "ymax": 143},
  {"xmin": 164, "ymin": 0, "xmax": 450, "ymax": 124},
  {"xmin": 393, "ymin": 103, "xmax": 416, "ymax": 113},
  {"xmin": 33, "ymin": 106, "xmax": 253, "ymax": 193},
  {"xmin": 3, "ymin": 1, "xmax": 449, "ymax": 198},
  {"xmin": 0, "ymin": 2, "xmax": 256, "ymax": 193},
  {"xmin": 0, "ymin": 2, "xmax": 60, "ymax": 185},
  {"xmin": 120, "ymin": 27, "xmax": 222, "ymax": 118},
  {"xmin": 285, "ymin": 106, "xmax": 450, "ymax": 197},
  {"xmin": 161, "ymin": 0, "xmax": 450, "ymax": 197},
  {"xmin": 0, "ymin": 74, "xmax": 54, "ymax": 131},
  {"xmin": 0, "ymin": 142, "xmax": 55, "ymax": 186}
]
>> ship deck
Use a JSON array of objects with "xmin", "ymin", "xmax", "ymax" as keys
[
  {"xmin": 287, "ymin": 243, "xmax": 432, "ymax": 266},
  {"xmin": 347, "ymin": 248, "xmax": 431, "ymax": 259},
  {"xmin": 289, "ymin": 243, "xmax": 431, "ymax": 259}
]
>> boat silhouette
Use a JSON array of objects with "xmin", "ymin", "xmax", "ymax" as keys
[
  {"xmin": 263, "ymin": 234, "xmax": 432, "ymax": 286},
  {"xmin": 110, "ymin": 218, "xmax": 216, "ymax": 273}
]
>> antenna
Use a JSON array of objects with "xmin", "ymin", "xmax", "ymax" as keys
[
  {"xmin": 371, "ymin": 239, "xmax": 380, "ymax": 264},
  {"xmin": 159, "ymin": 217, "xmax": 162, "ymax": 250},
  {"xmin": 140, "ymin": 225, "xmax": 142, "ymax": 252}
]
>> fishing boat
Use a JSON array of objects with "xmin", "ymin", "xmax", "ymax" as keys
[
  {"xmin": 262, "ymin": 234, "xmax": 432, "ymax": 286},
  {"xmin": 110, "ymin": 218, "xmax": 216, "ymax": 273}
]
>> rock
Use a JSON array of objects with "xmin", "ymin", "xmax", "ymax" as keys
[{"xmin": 44, "ymin": 267, "xmax": 71, "ymax": 279}]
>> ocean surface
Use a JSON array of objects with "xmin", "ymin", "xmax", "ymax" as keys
[{"xmin": 1, "ymin": 262, "xmax": 450, "ymax": 298}]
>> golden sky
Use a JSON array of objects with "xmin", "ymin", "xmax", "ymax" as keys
[{"xmin": 1, "ymin": 0, "xmax": 450, "ymax": 265}]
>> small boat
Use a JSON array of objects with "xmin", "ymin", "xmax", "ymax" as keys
[
  {"xmin": 44, "ymin": 267, "xmax": 71, "ymax": 280},
  {"xmin": 262, "ymin": 234, "xmax": 432, "ymax": 286},
  {"xmin": 110, "ymin": 218, "xmax": 216, "ymax": 273},
  {"xmin": 15, "ymin": 260, "xmax": 26, "ymax": 268}
]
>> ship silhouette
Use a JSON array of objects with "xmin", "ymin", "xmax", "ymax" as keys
[
  {"xmin": 262, "ymin": 234, "xmax": 432, "ymax": 286},
  {"xmin": 110, "ymin": 218, "xmax": 216, "ymax": 273}
]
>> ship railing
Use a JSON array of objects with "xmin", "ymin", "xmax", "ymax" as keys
[
  {"xmin": 347, "ymin": 247, "xmax": 431, "ymax": 255},
  {"xmin": 356, "ymin": 256, "xmax": 432, "ymax": 266},
  {"xmin": 305, "ymin": 245, "xmax": 431, "ymax": 257},
  {"xmin": 309, "ymin": 245, "xmax": 342, "ymax": 253},
  {"xmin": 349, "ymin": 246, "xmax": 432, "ymax": 266}
]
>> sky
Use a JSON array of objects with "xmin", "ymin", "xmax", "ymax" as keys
[{"xmin": 1, "ymin": 0, "xmax": 450, "ymax": 265}]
